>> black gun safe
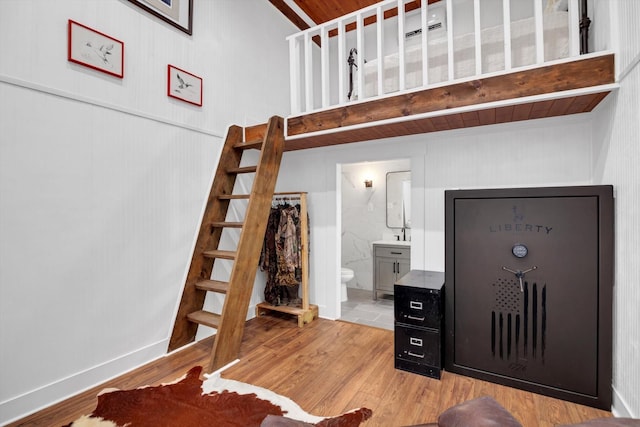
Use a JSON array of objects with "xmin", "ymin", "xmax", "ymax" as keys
[{"xmin": 444, "ymin": 186, "xmax": 613, "ymax": 410}]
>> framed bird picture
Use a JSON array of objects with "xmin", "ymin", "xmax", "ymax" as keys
[
  {"xmin": 167, "ymin": 64, "xmax": 202, "ymax": 106},
  {"xmin": 67, "ymin": 20, "xmax": 124, "ymax": 78}
]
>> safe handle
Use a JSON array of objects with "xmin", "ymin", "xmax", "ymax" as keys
[{"xmin": 502, "ymin": 265, "xmax": 538, "ymax": 292}]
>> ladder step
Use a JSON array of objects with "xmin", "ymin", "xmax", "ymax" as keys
[
  {"xmin": 187, "ymin": 310, "xmax": 221, "ymax": 329},
  {"xmin": 195, "ymin": 280, "xmax": 229, "ymax": 294},
  {"xmin": 211, "ymin": 221, "xmax": 243, "ymax": 228},
  {"xmin": 203, "ymin": 249, "xmax": 236, "ymax": 260},
  {"xmin": 226, "ymin": 165, "xmax": 257, "ymax": 174},
  {"xmin": 234, "ymin": 139, "xmax": 262, "ymax": 150},
  {"xmin": 218, "ymin": 194, "xmax": 250, "ymax": 200}
]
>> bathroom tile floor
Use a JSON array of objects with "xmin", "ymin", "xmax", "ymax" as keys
[{"xmin": 339, "ymin": 287, "xmax": 394, "ymax": 331}]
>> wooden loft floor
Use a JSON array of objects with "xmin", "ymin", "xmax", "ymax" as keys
[{"xmin": 284, "ymin": 53, "xmax": 616, "ymax": 151}]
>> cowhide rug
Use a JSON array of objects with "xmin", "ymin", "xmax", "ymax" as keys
[{"xmin": 66, "ymin": 366, "xmax": 372, "ymax": 427}]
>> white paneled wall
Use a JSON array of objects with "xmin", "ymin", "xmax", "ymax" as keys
[
  {"xmin": 0, "ymin": 79, "xmax": 218, "ymax": 423},
  {"xmin": 615, "ymin": 0, "xmax": 640, "ymax": 80},
  {"xmin": 591, "ymin": 0, "xmax": 640, "ymax": 417},
  {"xmin": 0, "ymin": 0, "xmax": 293, "ymax": 423}
]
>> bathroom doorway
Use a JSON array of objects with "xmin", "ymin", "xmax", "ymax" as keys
[{"xmin": 339, "ymin": 158, "xmax": 411, "ymax": 330}]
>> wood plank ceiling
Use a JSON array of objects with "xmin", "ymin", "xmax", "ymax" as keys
[{"xmin": 268, "ymin": 0, "xmax": 437, "ymax": 29}]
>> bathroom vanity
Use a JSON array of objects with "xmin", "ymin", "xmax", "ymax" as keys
[{"xmin": 372, "ymin": 241, "xmax": 410, "ymax": 300}]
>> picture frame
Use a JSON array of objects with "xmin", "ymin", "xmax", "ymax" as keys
[
  {"xmin": 68, "ymin": 20, "xmax": 124, "ymax": 78},
  {"xmin": 167, "ymin": 65, "xmax": 203, "ymax": 106},
  {"xmin": 128, "ymin": 0, "xmax": 193, "ymax": 35}
]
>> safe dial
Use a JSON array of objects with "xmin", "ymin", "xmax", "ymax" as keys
[{"xmin": 512, "ymin": 244, "xmax": 528, "ymax": 258}]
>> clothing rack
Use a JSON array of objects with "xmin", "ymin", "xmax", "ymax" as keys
[{"xmin": 256, "ymin": 192, "xmax": 318, "ymax": 327}]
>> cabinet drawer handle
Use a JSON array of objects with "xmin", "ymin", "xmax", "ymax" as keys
[
  {"xmin": 407, "ymin": 315, "xmax": 425, "ymax": 321},
  {"xmin": 410, "ymin": 301, "xmax": 423, "ymax": 310},
  {"xmin": 391, "ymin": 251, "xmax": 402, "ymax": 254},
  {"xmin": 410, "ymin": 337, "xmax": 423, "ymax": 347},
  {"xmin": 408, "ymin": 351, "xmax": 424, "ymax": 359}
]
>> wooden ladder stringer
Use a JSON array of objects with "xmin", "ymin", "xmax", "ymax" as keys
[{"xmin": 168, "ymin": 116, "xmax": 285, "ymax": 373}]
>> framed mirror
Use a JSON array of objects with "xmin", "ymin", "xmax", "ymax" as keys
[{"xmin": 386, "ymin": 171, "xmax": 411, "ymax": 229}]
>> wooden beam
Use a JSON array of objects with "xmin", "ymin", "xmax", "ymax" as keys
[
  {"xmin": 268, "ymin": 0, "xmax": 311, "ymax": 31},
  {"xmin": 288, "ymin": 54, "xmax": 614, "ymax": 137},
  {"xmin": 284, "ymin": 91, "xmax": 612, "ymax": 151},
  {"xmin": 284, "ymin": 54, "xmax": 615, "ymax": 150}
]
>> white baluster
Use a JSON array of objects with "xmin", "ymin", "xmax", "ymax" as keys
[
  {"xmin": 288, "ymin": 36, "xmax": 301, "ymax": 114},
  {"xmin": 474, "ymin": 0, "xmax": 482, "ymax": 76},
  {"xmin": 503, "ymin": 0, "xmax": 512, "ymax": 71},
  {"xmin": 446, "ymin": 0, "xmax": 454, "ymax": 80},
  {"xmin": 304, "ymin": 31, "xmax": 313, "ymax": 112},
  {"xmin": 321, "ymin": 27, "xmax": 330, "ymax": 108},
  {"xmin": 356, "ymin": 12, "xmax": 364, "ymax": 100},
  {"xmin": 534, "ymin": 0, "xmax": 544, "ymax": 63},
  {"xmin": 421, "ymin": 0, "xmax": 428, "ymax": 86},
  {"xmin": 398, "ymin": 0, "xmax": 406, "ymax": 91},
  {"xmin": 377, "ymin": 6, "xmax": 384, "ymax": 96},
  {"xmin": 568, "ymin": 0, "xmax": 580, "ymax": 57},
  {"xmin": 338, "ymin": 19, "xmax": 346, "ymax": 105}
]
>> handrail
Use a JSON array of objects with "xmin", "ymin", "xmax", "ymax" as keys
[{"xmin": 288, "ymin": 0, "xmax": 582, "ymax": 116}]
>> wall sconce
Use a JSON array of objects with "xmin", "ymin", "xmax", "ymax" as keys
[{"xmin": 364, "ymin": 179, "xmax": 373, "ymax": 188}]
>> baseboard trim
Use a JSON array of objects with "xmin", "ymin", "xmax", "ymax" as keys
[
  {"xmin": 0, "ymin": 339, "xmax": 168, "ymax": 425},
  {"xmin": 611, "ymin": 385, "xmax": 636, "ymax": 418}
]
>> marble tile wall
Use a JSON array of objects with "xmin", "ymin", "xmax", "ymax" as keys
[{"xmin": 341, "ymin": 159, "xmax": 410, "ymax": 291}]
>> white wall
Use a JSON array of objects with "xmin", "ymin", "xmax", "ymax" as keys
[
  {"xmin": 591, "ymin": 0, "xmax": 640, "ymax": 418},
  {"xmin": 0, "ymin": 0, "xmax": 293, "ymax": 423}
]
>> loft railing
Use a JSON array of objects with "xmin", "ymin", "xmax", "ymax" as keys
[{"xmin": 287, "ymin": 0, "xmax": 581, "ymax": 116}]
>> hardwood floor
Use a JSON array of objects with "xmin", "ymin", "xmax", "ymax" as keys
[{"xmin": 9, "ymin": 315, "xmax": 612, "ymax": 427}]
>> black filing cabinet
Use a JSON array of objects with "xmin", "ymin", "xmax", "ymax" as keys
[{"xmin": 394, "ymin": 270, "xmax": 445, "ymax": 379}]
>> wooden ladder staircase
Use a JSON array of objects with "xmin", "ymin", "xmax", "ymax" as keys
[{"xmin": 168, "ymin": 116, "xmax": 285, "ymax": 372}]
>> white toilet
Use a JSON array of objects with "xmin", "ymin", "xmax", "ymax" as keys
[{"xmin": 340, "ymin": 268, "xmax": 355, "ymax": 302}]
